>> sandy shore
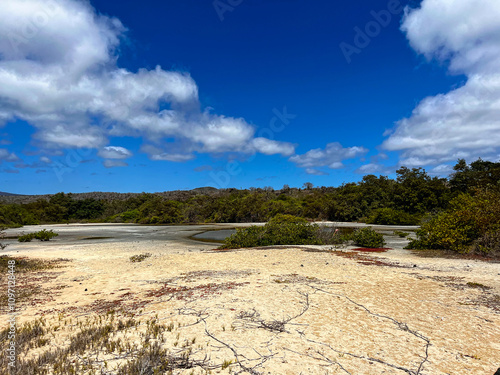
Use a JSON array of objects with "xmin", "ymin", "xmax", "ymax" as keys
[{"xmin": 1, "ymin": 224, "xmax": 499, "ymax": 374}]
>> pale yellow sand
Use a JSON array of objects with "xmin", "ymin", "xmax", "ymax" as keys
[{"xmin": 1, "ymin": 224, "xmax": 499, "ymax": 374}]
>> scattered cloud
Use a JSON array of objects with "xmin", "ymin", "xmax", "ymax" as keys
[
  {"xmin": 0, "ymin": 0, "xmax": 292, "ymax": 162},
  {"xmin": 0, "ymin": 140, "xmax": 12, "ymax": 145},
  {"xmin": 150, "ymin": 153, "xmax": 195, "ymax": 162},
  {"xmin": 305, "ymin": 168, "xmax": 329, "ymax": 176},
  {"xmin": 14, "ymin": 162, "xmax": 45, "ymax": 169},
  {"xmin": 289, "ymin": 142, "xmax": 368, "ymax": 169},
  {"xmin": 251, "ymin": 138, "xmax": 295, "ymax": 156},
  {"xmin": 98, "ymin": 146, "xmax": 133, "ymax": 159},
  {"xmin": 372, "ymin": 153, "xmax": 389, "ymax": 161},
  {"xmin": 383, "ymin": 0, "xmax": 500, "ymax": 166},
  {"xmin": 430, "ymin": 164, "xmax": 453, "ymax": 175},
  {"xmin": 103, "ymin": 160, "xmax": 128, "ymax": 168},
  {"xmin": 40, "ymin": 156, "xmax": 51, "ymax": 163},
  {"xmin": 140, "ymin": 144, "xmax": 195, "ymax": 162},
  {"xmin": 355, "ymin": 163, "xmax": 393, "ymax": 175},
  {"xmin": 0, "ymin": 149, "xmax": 20, "ymax": 162},
  {"xmin": 2, "ymin": 168, "xmax": 19, "ymax": 174},
  {"xmin": 35, "ymin": 169, "xmax": 46, "ymax": 173}
]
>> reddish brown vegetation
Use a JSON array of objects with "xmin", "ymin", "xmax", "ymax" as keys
[
  {"xmin": 351, "ymin": 248, "xmax": 391, "ymax": 252},
  {"xmin": 147, "ymin": 282, "xmax": 248, "ymax": 301},
  {"xmin": 331, "ymin": 251, "xmax": 411, "ymax": 268}
]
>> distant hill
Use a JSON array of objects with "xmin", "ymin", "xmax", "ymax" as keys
[
  {"xmin": 0, "ymin": 191, "xmax": 21, "ymax": 196},
  {"xmin": 191, "ymin": 186, "xmax": 219, "ymax": 194},
  {"xmin": 0, "ymin": 188, "xmax": 222, "ymax": 204}
]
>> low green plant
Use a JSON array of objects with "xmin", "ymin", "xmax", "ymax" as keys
[
  {"xmin": 0, "ymin": 255, "xmax": 64, "ymax": 273},
  {"xmin": 351, "ymin": 227, "xmax": 385, "ymax": 248},
  {"xmin": 34, "ymin": 229, "xmax": 58, "ymax": 241},
  {"xmin": 466, "ymin": 281, "xmax": 490, "ymax": 289},
  {"xmin": 393, "ymin": 230, "xmax": 410, "ymax": 238},
  {"xmin": 18, "ymin": 229, "xmax": 58, "ymax": 242},
  {"xmin": 219, "ymin": 214, "xmax": 324, "ymax": 249},
  {"xmin": 219, "ymin": 215, "xmax": 351, "ymax": 249},
  {"xmin": 129, "ymin": 253, "xmax": 152, "ymax": 263},
  {"xmin": 221, "ymin": 359, "xmax": 233, "ymax": 370},
  {"xmin": 18, "ymin": 232, "xmax": 36, "ymax": 242}
]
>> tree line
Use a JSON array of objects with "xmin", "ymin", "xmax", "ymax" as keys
[{"xmin": 0, "ymin": 158, "xmax": 499, "ymax": 228}]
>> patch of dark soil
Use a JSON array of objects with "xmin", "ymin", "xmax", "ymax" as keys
[
  {"xmin": 351, "ymin": 248, "xmax": 391, "ymax": 252},
  {"xmin": 331, "ymin": 251, "xmax": 412, "ymax": 268}
]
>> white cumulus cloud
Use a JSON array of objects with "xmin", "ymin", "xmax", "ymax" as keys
[
  {"xmin": 0, "ymin": 0, "xmax": 291, "ymax": 161},
  {"xmin": 251, "ymin": 138, "xmax": 295, "ymax": 156},
  {"xmin": 98, "ymin": 146, "xmax": 132, "ymax": 160},
  {"xmin": 383, "ymin": 0, "xmax": 500, "ymax": 166},
  {"xmin": 289, "ymin": 142, "xmax": 368, "ymax": 169}
]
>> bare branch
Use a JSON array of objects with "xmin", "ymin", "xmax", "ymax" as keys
[{"xmin": 308, "ymin": 285, "xmax": 431, "ymax": 374}]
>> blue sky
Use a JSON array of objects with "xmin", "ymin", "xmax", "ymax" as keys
[{"xmin": 1, "ymin": 0, "xmax": 499, "ymax": 194}]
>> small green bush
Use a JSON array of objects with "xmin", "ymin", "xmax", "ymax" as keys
[
  {"xmin": 221, "ymin": 226, "xmax": 268, "ymax": 249},
  {"xmin": 393, "ymin": 231, "xmax": 410, "ymax": 238},
  {"xmin": 34, "ymin": 229, "xmax": 58, "ymax": 241},
  {"xmin": 18, "ymin": 233, "xmax": 36, "ymax": 242},
  {"xmin": 130, "ymin": 253, "xmax": 152, "ymax": 263},
  {"xmin": 351, "ymin": 227, "xmax": 385, "ymax": 248},
  {"xmin": 219, "ymin": 214, "xmax": 329, "ymax": 249},
  {"xmin": 18, "ymin": 229, "xmax": 58, "ymax": 242}
]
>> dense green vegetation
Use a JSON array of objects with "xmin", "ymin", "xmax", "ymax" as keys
[
  {"xmin": 407, "ymin": 189, "xmax": 500, "ymax": 256},
  {"xmin": 218, "ymin": 214, "xmax": 346, "ymax": 249},
  {"xmin": 218, "ymin": 216, "xmax": 386, "ymax": 250},
  {"xmin": 351, "ymin": 227, "xmax": 386, "ymax": 248},
  {"xmin": 1, "ymin": 158, "xmax": 499, "ymax": 254}
]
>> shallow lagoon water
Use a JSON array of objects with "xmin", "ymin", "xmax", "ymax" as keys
[
  {"xmin": 2, "ymin": 222, "xmax": 417, "ymax": 249},
  {"xmin": 192, "ymin": 229, "xmax": 236, "ymax": 242}
]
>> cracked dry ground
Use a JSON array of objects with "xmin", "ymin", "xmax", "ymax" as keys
[{"xmin": 0, "ymin": 242, "xmax": 499, "ymax": 374}]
